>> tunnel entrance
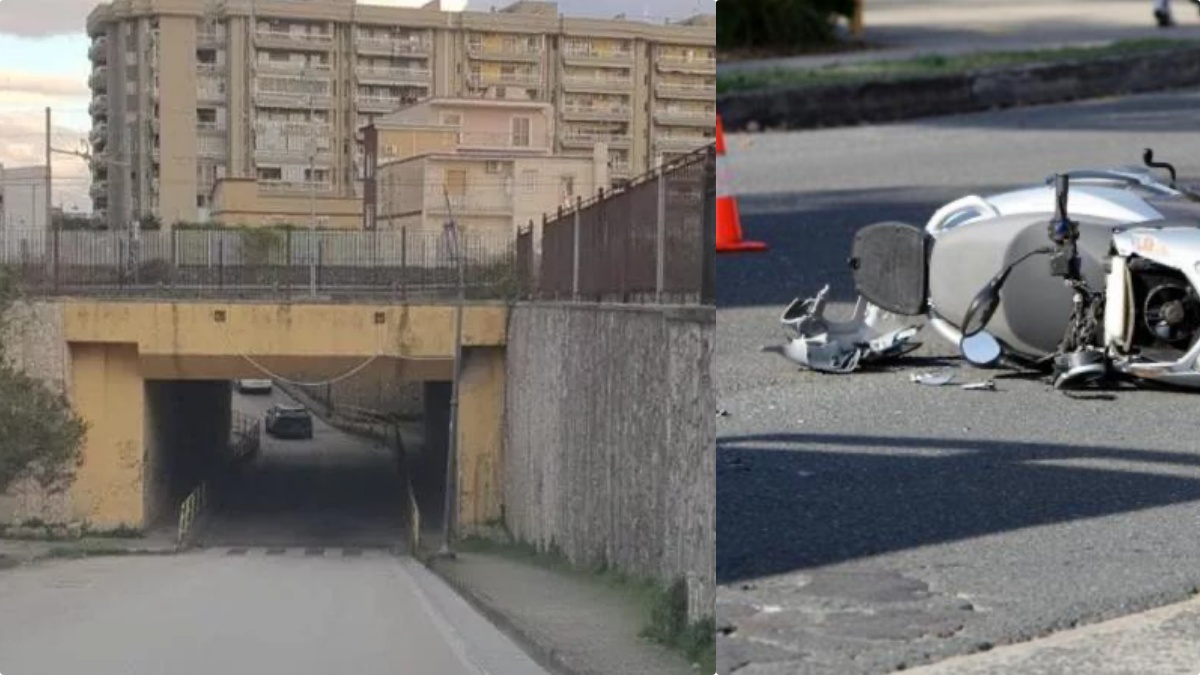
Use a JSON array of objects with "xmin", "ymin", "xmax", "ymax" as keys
[{"xmin": 143, "ymin": 378, "xmax": 450, "ymax": 551}]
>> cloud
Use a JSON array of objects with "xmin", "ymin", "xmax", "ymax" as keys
[
  {"xmin": 0, "ymin": 70, "xmax": 88, "ymax": 99},
  {"xmin": 0, "ymin": 112, "xmax": 91, "ymax": 213},
  {"xmin": 0, "ymin": 0, "xmax": 99, "ymax": 38}
]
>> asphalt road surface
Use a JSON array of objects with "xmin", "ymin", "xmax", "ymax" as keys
[
  {"xmin": 0, "ymin": 386, "xmax": 549, "ymax": 675},
  {"xmin": 716, "ymin": 88, "xmax": 1200, "ymax": 674},
  {"xmin": 0, "ymin": 552, "xmax": 551, "ymax": 675},
  {"xmin": 197, "ymin": 386, "xmax": 410, "ymax": 548}
]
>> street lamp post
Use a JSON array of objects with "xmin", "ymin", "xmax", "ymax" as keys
[{"xmin": 438, "ymin": 189, "xmax": 466, "ymax": 558}]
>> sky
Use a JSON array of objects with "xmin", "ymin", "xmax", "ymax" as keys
[{"xmin": 0, "ymin": 0, "xmax": 711, "ymax": 213}]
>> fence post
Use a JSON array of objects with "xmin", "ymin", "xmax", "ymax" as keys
[
  {"xmin": 285, "ymin": 228, "xmax": 293, "ymax": 298},
  {"xmin": 218, "ymin": 235, "xmax": 225, "ymax": 289},
  {"xmin": 52, "ymin": 227, "xmax": 60, "ymax": 293},
  {"xmin": 401, "ymin": 226, "xmax": 408, "ymax": 300},
  {"xmin": 571, "ymin": 200, "xmax": 581, "ymax": 301},
  {"xmin": 702, "ymin": 146, "xmax": 716, "ymax": 305},
  {"xmin": 317, "ymin": 238, "xmax": 323, "ymax": 292},
  {"xmin": 170, "ymin": 227, "xmax": 178, "ymax": 289},
  {"xmin": 656, "ymin": 161, "xmax": 666, "ymax": 303}
]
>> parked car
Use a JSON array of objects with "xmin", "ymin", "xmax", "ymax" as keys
[
  {"xmin": 265, "ymin": 403, "xmax": 314, "ymax": 440},
  {"xmin": 235, "ymin": 378, "xmax": 273, "ymax": 394}
]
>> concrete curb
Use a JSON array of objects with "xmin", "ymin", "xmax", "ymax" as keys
[
  {"xmin": 424, "ymin": 555, "xmax": 581, "ymax": 675},
  {"xmin": 718, "ymin": 44, "xmax": 1200, "ymax": 132}
]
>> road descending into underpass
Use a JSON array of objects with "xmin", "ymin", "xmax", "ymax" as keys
[
  {"xmin": 195, "ymin": 387, "xmax": 410, "ymax": 549},
  {"xmin": 0, "ymin": 552, "xmax": 551, "ymax": 674}
]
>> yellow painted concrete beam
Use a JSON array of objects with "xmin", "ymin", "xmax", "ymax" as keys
[{"xmin": 60, "ymin": 301, "xmax": 508, "ymax": 358}]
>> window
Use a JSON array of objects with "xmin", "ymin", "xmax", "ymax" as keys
[
  {"xmin": 197, "ymin": 108, "xmax": 216, "ymax": 123},
  {"xmin": 196, "ymin": 48, "xmax": 216, "ymax": 64},
  {"xmin": 511, "ymin": 117, "xmax": 531, "ymax": 147},
  {"xmin": 257, "ymin": 167, "xmax": 282, "ymax": 181},
  {"xmin": 560, "ymin": 175, "xmax": 575, "ymax": 199},
  {"xmin": 440, "ymin": 112, "xmax": 462, "ymax": 127}
]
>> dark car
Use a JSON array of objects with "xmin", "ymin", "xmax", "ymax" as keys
[{"xmin": 265, "ymin": 403, "xmax": 314, "ymax": 440}]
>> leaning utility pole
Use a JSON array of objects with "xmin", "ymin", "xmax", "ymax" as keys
[
  {"xmin": 438, "ymin": 185, "xmax": 466, "ymax": 559},
  {"xmin": 44, "ymin": 108, "xmax": 53, "ymax": 231}
]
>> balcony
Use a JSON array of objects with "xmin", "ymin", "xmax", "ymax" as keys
[
  {"xmin": 355, "ymin": 65, "xmax": 431, "ymax": 86},
  {"xmin": 199, "ymin": 142, "xmax": 228, "ymax": 160},
  {"xmin": 560, "ymin": 132, "xmax": 632, "ymax": 149},
  {"xmin": 655, "ymin": 80, "xmax": 716, "ymax": 101},
  {"xmin": 355, "ymin": 94, "xmax": 405, "ymax": 113},
  {"xmin": 562, "ymin": 47, "xmax": 634, "ymax": 68},
  {"xmin": 255, "ymin": 121, "xmax": 328, "ymax": 136},
  {"xmin": 561, "ymin": 104, "xmax": 631, "ymax": 122},
  {"xmin": 468, "ymin": 72, "xmax": 542, "ymax": 89},
  {"xmin": 196, "ymin": 63, "xmax": 225, "ymax": 77},
  {"xmin": 258, "ymin": 180, "xmax": 334, "ymax": 195},
  {"xmin": 255, "ymin": 60, "xmax": 333, "ymax": 76},
  {"xmin": 561, "ymin": 73, "xmax": 632, "ymax": 92},
  {"xmin": 197, "ymin": 84, "xmax": 225, "ymax": 104},
  {"xmin": 89, "ymin": 66, "xmax": 108, "ymax": 91},
  {"xmin": 655, "ymin": 135, "xmax": 710, "ymax": 152},
  {"xmin": 197, "ymin": 121, "xmax": 226, "ymax": 135},
  {"xmin": 466, "ymin": 42, "xmax": 542, "ymax": 63},
  {"xmin": 89, "ymin": 181, "xmax": 107, "ymax": 200},
  {"xmin": 197, "ymin": 30, "xmax": 225, "ymax": 48},
  {"xmin": 455, "ymin": 131, "xmax": 550, "ymax": 153},
  {"xmin": 253, "ymin": 29, "xmax": 334, "ymax": 51},
  {"xmin": 356, "ymin": 35, "xmax": 430, "ymax": 56},
  {"xmin": 89, "ymin": 37, "xmax": 107, "ymax": 63},
  {"xmin": 427, "ymin": 195, "xmax": 513, "ymax": 216},
  {"xmin": 88, "ymin": 95, "xmax": 108, "ymax": 118},
  {"xmin": 253, "ymin": 89, "xmax": 333, "ymax": 109},
  {"xmin": 657, "ymin": 54, "xmax": 716, "ymax": 73},
  {"xmin": 654, "ymin": 109, "xmax": 714, "ymax": 127},
  {"xmin": 609, "ymin": 159, "xmax": 632, "ymax": 178},
  {"xmin": 89, "ymin": 123, "xmax": 107, "ymax": 147}
]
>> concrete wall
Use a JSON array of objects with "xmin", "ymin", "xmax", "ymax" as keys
[
  {"xmin": 504, "ymin": 303, "xmax": 714, "ymax": 621},
  {"xmin": 0, "ymin": 302, "xmax": 73, "ymax": 524}
]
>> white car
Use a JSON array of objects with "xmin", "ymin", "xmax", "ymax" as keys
[{"xmin": 234, "ymin": 379, "xmax": 273, "ymax": 395}]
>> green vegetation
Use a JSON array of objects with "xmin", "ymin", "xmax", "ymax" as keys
[
  {"xmin": 456, "ymin": 536, "xmax": 715, "ymax": 673},
  {"xmin": 718, "ymin": 38, "xmax": 1193, "ymax": 94},
  {"xmin": 718, "ymin": 0, "xmax": 856, "ymax": 53},
  {"xmin": 0, "ymin": 270, "xmax": 87, "ymax": 495}
]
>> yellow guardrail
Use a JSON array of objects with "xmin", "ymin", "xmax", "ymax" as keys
[{"xmin": 177, "ymin": 481, "xmax": 208, "ymax": 547}]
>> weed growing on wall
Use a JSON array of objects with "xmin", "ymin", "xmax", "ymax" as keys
[{"xmin": 0, "ymin": 269, "xmax": 87, "ymax": 494}]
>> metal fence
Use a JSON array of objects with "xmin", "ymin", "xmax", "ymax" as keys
[
  {"xmin": 0, "ymin": 227, "xmax": 521, "ymax": 300},
  {"xmin": 520, "ymin": 144, "xmax": 715, "ymax": 305}
]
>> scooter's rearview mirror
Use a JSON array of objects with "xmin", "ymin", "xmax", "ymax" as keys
[
  {"xmin": 962, "ymin": 274, "xmax": 1005, "ymax": 338},
  {"xmin": 960, "ymin": 331, "xmax": 1002, "ymax": 367}
]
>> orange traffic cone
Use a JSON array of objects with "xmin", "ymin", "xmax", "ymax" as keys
[{"xmin": 716, "ymin": 115, "xmax": 767, "ymax": 254}]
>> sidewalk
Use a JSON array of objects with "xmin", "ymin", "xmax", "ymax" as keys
[
  {"xmin": 903, "ymin": 593, "xmax": 1200, "ymax": 674},
  {"xmin": 428, "ymin": 551, "xmax": 697, "ymax": 675},
  {"xmin": 719, "ymin": 0, "xmax": 1200, "ymax": 74},
  {"xmin": 0, "ymin": 529, "xmax": 178, "ymax": 569}
]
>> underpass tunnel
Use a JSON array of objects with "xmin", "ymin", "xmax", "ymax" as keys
[{"xmin": 143, "ymin": 380, "xmax": 232, "ymax": 529}]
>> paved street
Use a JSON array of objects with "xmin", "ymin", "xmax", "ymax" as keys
[
  {"xmin": 197, "ymin": 387, "xmax": 409, "ymax": 549},
  {"xmin": 0, "ymin": 385, "xmax": 550, "ymax": 675},
  {"xmin": 0, "ymin": 552, "xmax": 551, "ymax": 675},
  {"xmin": 716, "ymin": 88, "xmax": 1200, "ymax": 674}
]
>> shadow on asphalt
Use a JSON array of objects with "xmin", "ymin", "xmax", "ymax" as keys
[
  {"xmin": 919, "ymin": 88, "xmax": 1200, "ymax": 134},
  {"xmin": 716, "ymin": 432, "xmax": 1200, "ymax": 584}
]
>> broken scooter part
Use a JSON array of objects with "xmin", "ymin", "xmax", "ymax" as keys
[{"xmin": 779, "ymin": 285, "xmax": 921, "ymax": 374}]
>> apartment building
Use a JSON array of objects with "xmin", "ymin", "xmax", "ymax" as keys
[
  {"xmin": 369, "ymin": 98, "xmax": 606, "ymax": 243},
  {"xmin": 85, "ymin": 0, "xmax": 714, "ymax": 229}
]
